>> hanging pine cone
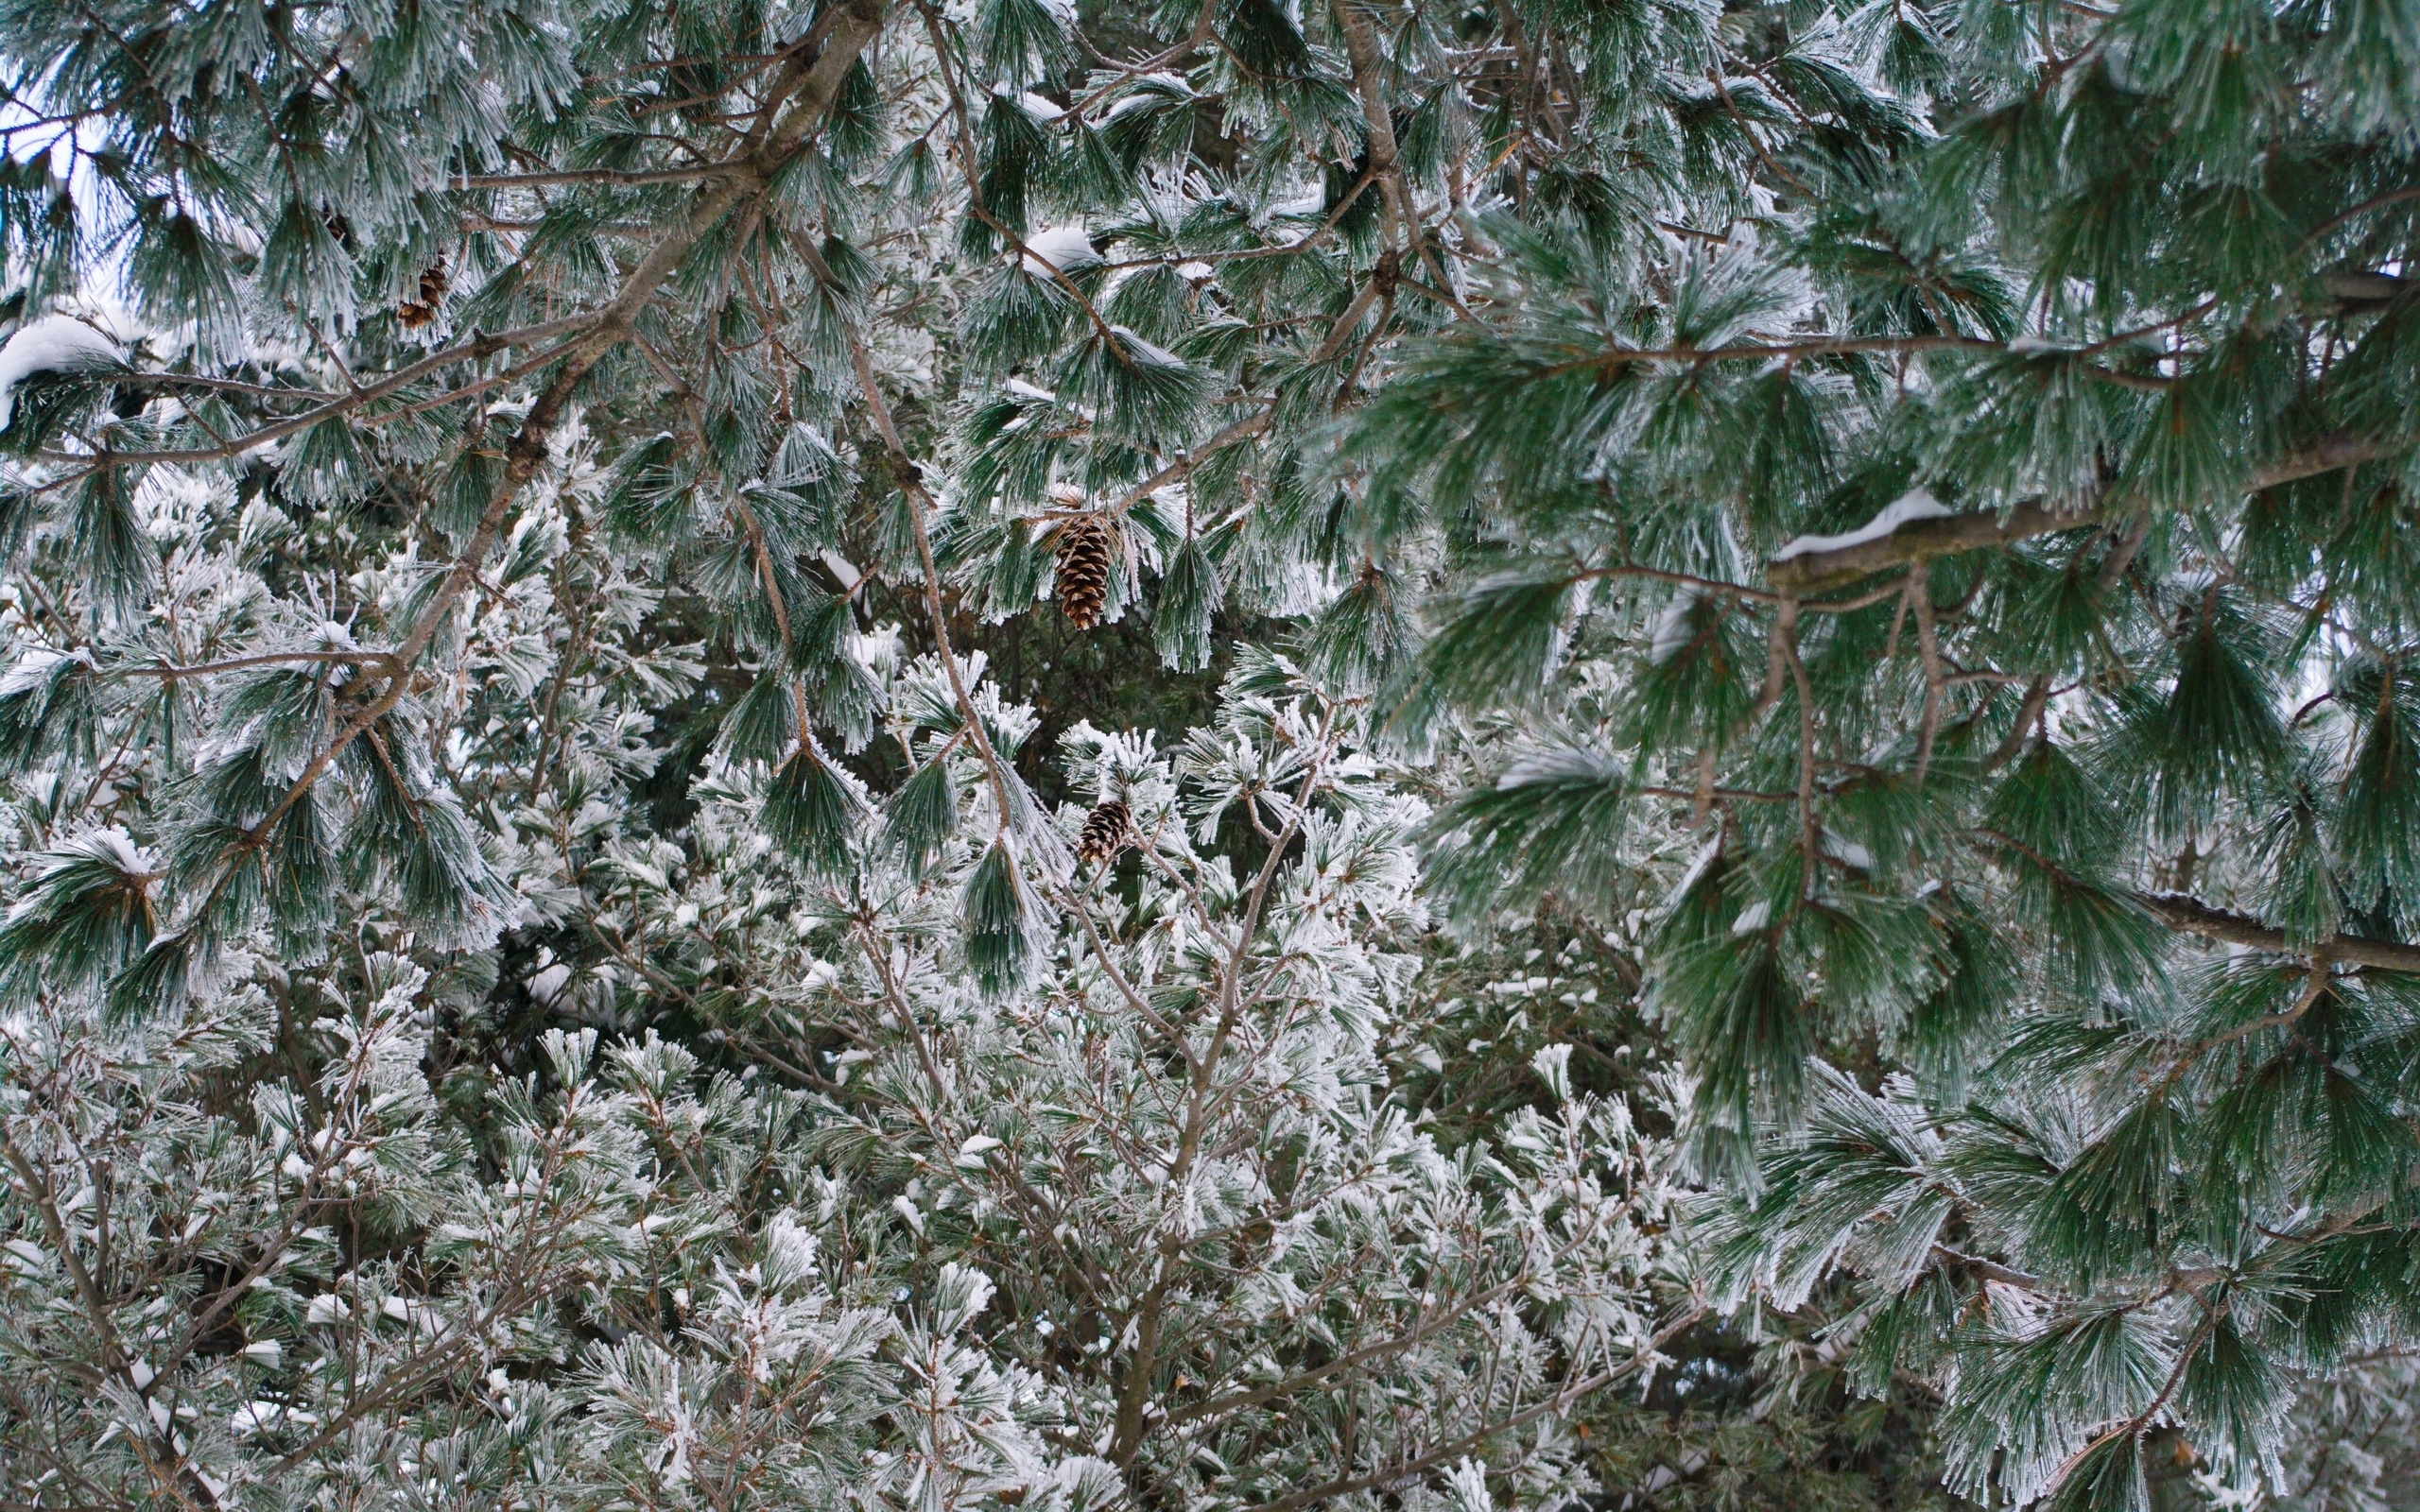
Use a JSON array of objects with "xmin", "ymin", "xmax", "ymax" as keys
[
  {"xmin": 1075, "ymin": 799, "xmax": 1130, "ymax": 865},
  {"xmin": 396, "ymin": 256, "xmax": 448, "ymax": 328},
  {"xmin": 1055, "ymin": 513, "xmax": 1112, "ymax": 629}
]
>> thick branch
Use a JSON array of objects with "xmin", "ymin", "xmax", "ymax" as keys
[
  {"xmin": 2135, "ymin": 892, "xmax": 2420, "ymax": 973},
  {"xmin": 458, "ymin": 164, "xmax": 731, "ymax": 187}
]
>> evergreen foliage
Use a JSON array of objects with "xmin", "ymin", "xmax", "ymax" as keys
[{"xmin": 2, "ymin": 0, "xmax": 2418, "ymax": 1502}]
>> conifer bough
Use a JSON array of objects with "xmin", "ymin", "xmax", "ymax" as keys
[{"xmin": 4, "ymin": 0, "xmax": 2420, "ymax": 1506}]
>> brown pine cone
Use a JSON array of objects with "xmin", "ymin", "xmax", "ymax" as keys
[
  {"xmin": 397, "ymin": 257, "xmax": 448, "ymax": 328},
  {"xmin": 1054, "ymin": 513, "xmax": 1112, "ymax": 629},
  {"xmin": 1075, "ymin": 799, "xmax": 1130, "ymax": 865}
]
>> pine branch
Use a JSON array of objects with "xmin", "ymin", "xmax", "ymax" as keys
[
  {"xmin": 2135, "ymin": 892, "xmax": 2420, "ymax": 972},
  {"xmin": 34, "ymin": 315, "xmax": 596, "ymax": 475},
  {"xmin": 1240, "ymin": 1307, "xmax": 1708, "ymax": 1512},
  {"xmin": 910, "ymin": 0, "xmax": 1135, "ymax": 360},
  {"xmin": 116, "ymin": 650, "xmax": 389, "ymax": 680},
  {"xmin": 848, "ymin": 917, "xmax": 1116, "ymax": 1312},
  {"xmin": 1166, "ymin": 1217, "xmax": 1627, "ymax": 1428},
  {"xmin": 1767, "ymin": 434, "xmax": 2385, "ymax": 593},
  {"xmin": 845, "ymin": 335, "xmax": 1028, "ymax": 844},
  {"xmin": 0, "ymin": 1124, "xmax": 226, "ymax": 1512},
  {"xmin": 166, "ymin": 0, "xmax": 889, "ymax": 936},
  {"xmin": 1930, "ymin": 1244, "xmax": 2044, "ymax": 1291},
  {"xmin": 1073, "ymin": 1, "xmax": 1218, "ymax": 102},
  {"xmin": 1116, "ymin": 409, "xmax": 1271, "ymax": 521},
  {"xmin": 1983, "ymin": 677, "xmax": 2051, "ymax": 772},
  {"xmin": 1332, "ymin": 0, "xmax": 1461, "ymax": 311},
  {"xmin": 1911, "ymin": 571, "xmax": 1945, "ymax": 782},
  {"xmin": 457, "ymin": 164, "xmax": 735, "ymax": 187},
  {"xmin": 1788, "ymin": 614, "xmax": 1819, "ymax": 891},
  {"xmin": 1111, "ymin": 710, "xmax": 1340, "ymax": 1468},
  {"xmin": 1306, "ymin": 265, "xmax": 1392, "ymax": 367},
  {"xmin": 727, "ymin": 492, "xmax": 812, "ymax": 739},
  {"xmin": 2301, "ymin": 185, "xmax": 2420, "ymax": 249}
]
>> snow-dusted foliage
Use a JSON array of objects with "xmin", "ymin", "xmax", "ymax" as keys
[
  {"xmin": 6, "ymin": 0, "xmax": 2420, "ymax": 1500},
  {"xmin": 0, "ymin": 561, "xmax": 1685, "ymax": 1503}
]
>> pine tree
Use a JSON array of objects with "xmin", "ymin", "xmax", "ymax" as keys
[
  {"xmin": 0, "ymin": 0, "xmax": 1697, "ymax": 1496},
  {"xmin": 3, "ymin": 0, "xmax": 2417, "ymax": 1503},
  {"xmin": 1341, "ymin": 4, "xmax": 2420, "ymax": 1510}
]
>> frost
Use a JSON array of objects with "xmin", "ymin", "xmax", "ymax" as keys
[
  {"xmin": 1495, "ymin": 746, "xmax": 1609, "ymax": 792},
  {"xmin": 819, "ymin": 549, "xmax": 863, "ymax": 590},
  {"xmin": 1109, "ymin": 326, "xmax": 1184, "ymax": 369},
  {"xmin": 1004, "ymin": 377, "xmax": 1059, "ymax": 404},
  {"xmin": 1176, "ymin": 260, "xmax": 1215, "ymax": 282},
  {"xmin": 232, "ymin": 1402, "xmax": 284, "ymax": 1434},
  {"xmin": 1530, "ymin": 1043, "xmax": 1574, "ymax": 1101},
  {"xmin": 1772, "ymin": 489, "xmax": 1953, "ymax": 562},
  {"xmin": 1663, "ymin": 841, "xmax": 1721, "ymax": 913},
  {"xmin": 0, "ymin": 645, "xmax": 95, "ymax": 697},
  {"xmin": 1102, "ymin": 73, "xmax": 1190, "ymax": 118},
  {"xmin": 0, "ymin": 316, "xmax": 124, "ymax": 430},
  {"xmin": 1007, "ymin": 90, "xmax": 1065, "ymax": 124},
  {"xmin": 75, "ymin": 826, "xmax": 153, "ymax": 877},
  {"xmin": 1021, "ymin": 225, "xmax": 1101, "ymax": 276},
  {"xmin": 1446, "ymin": 1457, "xmax": 1496, "ymax": 1512},
  {"xmin": 1649, "ymin": 586, "xmax": 1704, "ymax": 663}
]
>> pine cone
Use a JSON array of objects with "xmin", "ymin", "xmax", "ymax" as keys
[
  {"xmin": 1055, "ymin": 513, "xmax": 1112, "ymax": 629},
  {"xmin": 1075, "ymin": 799, "xmax": 1130, "ymax": 865},
  {"xmin": 397, "ymin": 257, "xmax": 448, "ymax": 328}
]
